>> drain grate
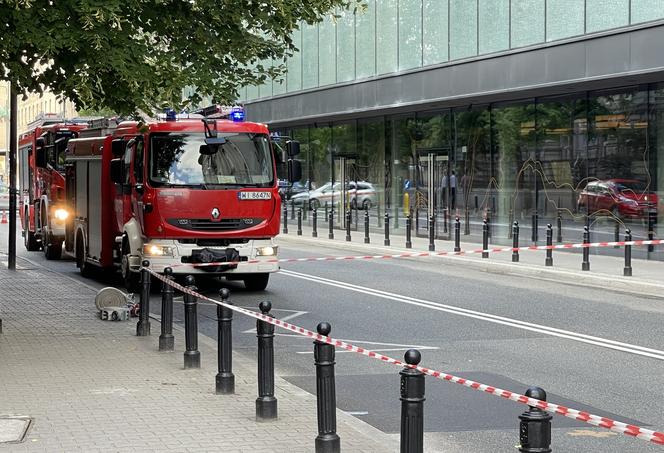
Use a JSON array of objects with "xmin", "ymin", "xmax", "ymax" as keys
[{"xmin": 0, "ymin": 417, "xmax": 32, "ymax": 443}]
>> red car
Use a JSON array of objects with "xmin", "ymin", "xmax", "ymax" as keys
[{"xmin": 577, "ymin": 179, "xmax": 657, "ymax": 218}]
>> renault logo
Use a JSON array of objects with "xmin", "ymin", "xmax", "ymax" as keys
[{"xmin": 211, "ymin": 207, "xmax": 220, "ymax": 219}]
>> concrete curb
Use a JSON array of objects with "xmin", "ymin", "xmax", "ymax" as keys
[{"xmin": 279, "ymin": 234, "xmax": 664, "ymax": 299}]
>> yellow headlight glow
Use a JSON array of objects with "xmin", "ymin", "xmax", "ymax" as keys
[{"xmin": 54, "ymin": 208, "xmax": 69, "ymax": 221}]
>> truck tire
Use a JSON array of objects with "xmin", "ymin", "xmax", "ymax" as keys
[
  {"xmin": 76, "ymin": 235, "xmax": 94, "ymax": 278},
  {"xmin": 23, "ymin": 212, "xmax": 39, "ymax": 251},
  {"xmin": 121, "ymin": 242, "xmax": 141, "ymax": 293},
  {"xmin": 43, "ymin": 228, "xmax": 62, "ymax": 260},
  {"xmin": 243, "ymin": 273, "xmax": 270, "ymax": 291}
]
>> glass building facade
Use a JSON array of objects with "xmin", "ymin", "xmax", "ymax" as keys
[{"xmin": 242, "ymin": 1, "xmax": 664, "ymax": 260}]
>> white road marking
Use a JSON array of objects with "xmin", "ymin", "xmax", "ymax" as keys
[
  {"xmin": 295, "ymin": 339, "xmax": 439, "ymax": 355},
  {"xmin": 280, "ymin": 269, "xmax": 664, "ymax": 361},
  {"xmin": 242, "ymin": 309, "xmax": 308, "ymax": 333}
]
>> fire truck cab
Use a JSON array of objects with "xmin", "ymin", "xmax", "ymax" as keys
[{"xmin": 65, "ymin": 110, "xmax": 300, "ymax": 292}]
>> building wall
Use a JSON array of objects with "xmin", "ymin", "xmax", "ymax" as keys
[{"xmin": 241, "ymin": 0, "xmax": 664, "ymax": 102}]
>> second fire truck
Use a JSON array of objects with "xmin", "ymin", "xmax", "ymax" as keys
[{"xmin": 18, "ymin": 114, "xmax": 89, "ymax": 258}]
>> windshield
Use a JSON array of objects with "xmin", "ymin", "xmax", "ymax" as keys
[
  {"xmin": 149, "ymin": 132, "xmax": 274, "ymax": 187},
  {"xmin": 614, "ymin": 181, "xmax": 647, "ymax": 193}
]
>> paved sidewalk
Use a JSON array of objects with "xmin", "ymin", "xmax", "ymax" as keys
[
  {"xmin": 279, "ymin": 222, "xmax": 664, "ymax": 298},
  {"xmin": 0, "ymin": 257, "xmax": 397, "ymax": 452}
]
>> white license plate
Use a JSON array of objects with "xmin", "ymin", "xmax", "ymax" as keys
[{"xmin": 239, "ymin": 191, "xmax": 272, "ymax": 200}]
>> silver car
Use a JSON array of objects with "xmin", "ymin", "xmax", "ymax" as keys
[{"xmin": 0, "ymin": 184, "xmax": 9, "ymax": 211}]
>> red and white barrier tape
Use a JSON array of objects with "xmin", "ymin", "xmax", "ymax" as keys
[
  {"xmin": 145, "ymin": 267, "xmax": 664, "ymax": 445},
  {"xmin": 164, "ymin": 238, "xmax": 663, "ymax": 269}
]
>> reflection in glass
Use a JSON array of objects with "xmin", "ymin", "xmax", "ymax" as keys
[
  {"xmin": 287, "ymin": 28, "xmax": 302, "ymax": 92},
  {"xmin": 319, "ymin": 15, "xmax": 337, "ymax": 87},
  {"xmin": 337, "ymin": 8, "xmax": 356, "ymax": 82},
  {"xmin": 631, "ymin": 0, "xmax": 664, "ymax": 24},
  {"xmin": 356, "ymin": 0, "xmax": 376, "ymax": 78},
  {"xmin": 302, "ymin": 23, "xmax": 319, "ymax": 89}
]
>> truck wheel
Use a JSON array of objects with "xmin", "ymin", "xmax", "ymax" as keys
[
  {"xmin": 243, "ymin": 273, "xmax": 270, "ymax": 291},
  {"xmin": 43, "ymin": 229, "xmax": 62, "ymax": 260},
  {"xmin": 76, "ymin": 236, "xmax": 93, "ymax": 278},
  {"xmin": 121, "ymin": 244, "xmax": 141, "ymax": 293},
  {"xmin": 23, "ymin": 213, "xmax": 39, "ymax": 251}
]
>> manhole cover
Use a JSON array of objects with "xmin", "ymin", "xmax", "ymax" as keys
[{"xmin": 0, "ymin": 417, "xmax": 31, "ymax": 443}]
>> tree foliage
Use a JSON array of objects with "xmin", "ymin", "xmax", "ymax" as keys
[{"xmin": 0, "ymin": 0, "xmax": 355, "ymax": 115}]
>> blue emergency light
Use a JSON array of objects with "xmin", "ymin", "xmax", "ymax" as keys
[
  {"xmin": 230, "ymin": 107, "xmax": 245, "ymax": 122},
  {"xmin": 164, "ymin": 108, "xmax": 177, "ymax": 121}
]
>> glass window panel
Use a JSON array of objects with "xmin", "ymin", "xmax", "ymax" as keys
[
  {"xmin": 479, "ymin": 0, "xmax": 509, "ymax": 54},
  {"xmin": 510, "ymin": 0, "xmax": 545, "ymax": 48},
  {"xmin": 358, "ymin": 118, "xmax": 386, "ymax": 225},
  {"xmin": 258, "ymin": 59, "xmax": 273, "ymax": 99},
  {"xmin": 302, "ymin": 23, "xmax": 319, "ymax": 89},
  {"xmin": 272, "ymin": 67, "xmax": 287, "ymax": 96},
  {"xmin": 319, "ymin": 15, "xmax": 337, "ymax": 86},
  {"xmin": 287, "ymin": 28, "xmax": 302, "ymax": 92},
  {"xmin": 423, "ymin": 0, "xmax": 448, "ymax": 65},
  {"xmin": 586, "ymin": 0, "xmax": 629, "ymax": 33},
  {"xmin": 450, "ymin": 0, "xmax": 477, "ymax": 60},
  {"xmin": 308, "ymin": 124, "xmax": 332, "ymax": 193},
  {"xmin": 546, "ymin": 0, "xmax": 584, "ymax": 41},
  {"xmin": 631, "ymin": 0, "xmax": 664, "ymax": 23},
  {"xmin": 337, "ymin": 8, "xmax": 356, "ymax": 82},
  {"xmin": 398, "ymin": 0, "xmax": 422, "ymax": 70},
  {"xmin": 376, "ymin": 0, "xmax": 398, "ymax": 74},
  {"xmin": 650, "ymin": 84, "xmax": 664, "ymax": 239},
  {"xmin": 356, "ymin": 0, "xmax": 376, "ymax": 78}
]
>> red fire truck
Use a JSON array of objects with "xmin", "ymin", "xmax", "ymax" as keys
[
  {"xmin": 64, "ymin": 110, "xmax": 300, "ymax": 291},
  {"xmin": 18, "ymin": 114, "xmax": 89, "ymax": 259}
]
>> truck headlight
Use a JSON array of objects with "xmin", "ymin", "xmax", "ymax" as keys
[
  {"xmin": 256, "ymin": 246, "xmax": 278, "ymax": 256},
  {"xmin": 54, "ymin": 208, "xmax": 69, "ymax": 221},
  {"xmin": 143, "ymin": 244, "xmax": 173, "ymax": 256}
]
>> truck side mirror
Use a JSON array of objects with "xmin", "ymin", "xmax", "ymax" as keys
[
  {"xmin": 35, "ymin": 147, "xmax": 48, "ymax": 169},
  {"xmin": 287, "ymin": 159, "xmax": 302, "ymax": 183},
  {"xmin": 111, "ymin": 139, "xmax": 125, "ymax": 157},
  {"xmin": 286, "ymin": 140, "xmax": 300, "ymax": 158},
  {"xmin": 110, "ymin": 158, "xmax": 123, "ymax": 184}
]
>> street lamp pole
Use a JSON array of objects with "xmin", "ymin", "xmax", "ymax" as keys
[{"xmin": 8, "ymin": 81, "xmax": 17, "ymax": 270}]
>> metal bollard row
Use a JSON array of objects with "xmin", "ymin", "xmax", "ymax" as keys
[
  {"xmin": 159, "ymin": 267, "xmax": 174, "ymax": 351},
  {"xmin": 283, "ymin": 204, "xmax": 289, "ymax": 234},
  {"xmin": 364, "ymin": 209, "xmax": 371, "ymax": 244},
  {"xmin": 137, "ymin": 260, "xmax": 151, "ymax": 336}
]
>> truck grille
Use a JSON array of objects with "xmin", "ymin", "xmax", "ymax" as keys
[{"xmin": 167, "ymin": 218, "xmax": 264, "ymax": 231}]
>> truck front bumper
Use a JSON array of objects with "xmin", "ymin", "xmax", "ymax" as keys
[{"xmin": 138, "ymin": 238, "xmax": 280, "ymax": 275}]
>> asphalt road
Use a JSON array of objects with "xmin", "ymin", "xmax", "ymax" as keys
[{"xmin": 2, "ymin": 222, "xmax": 663, "ymax": 452}]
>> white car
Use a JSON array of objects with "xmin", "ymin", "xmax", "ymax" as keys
[
  {"xmin": 0, "ymin": 184, "xmax": 9, "ymax": 211},
  {"xmin": 298, "ymin": 181, "xmax": 376, "ymax": 210}
]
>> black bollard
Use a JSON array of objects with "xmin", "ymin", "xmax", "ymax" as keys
[
  {"xmin": 582, "ymin": 226, "xmax": 590, "ymax": 271},
  {"xmin": 312, "ymin": 208, "xmax": 318, "ymax": 238},
  {"xmin": 345, "ymin": 210, "xmax": 352, "ymax": 242},
  {"xmin": 614, "ymin": 221, "xmax": 619, "ymax": 249},
  {"xmin": 556, "ymin": 211, "xmax": 562, "ymax": 243},
  {"xmin": 624, "ymin": 229, "xmax": 633, "ymax": 277},
  {"xmin": 291, "ymin": 201, "xmax": 296, "ymax": 220},
  {"xmin": 482, "ymin": 219, "xmax": 489, "ymax": 259},
  {"xmin": 328, "ymin": 209, "xmax": 334, "ymax": 240},
  {"xmin": 518, "ymin": 387, "xmax": 552, "ymax": 453},
  {"xmin": 384, "ymin": 213, "xmax": 391, "ymax": 246},
  {"xmin": 531, "ymin": 212, "xmax": 538, "ymax": 244},
  {"xmin": 464, "ymin": 209, "xmax": 470, "ymax": 235},
  {"xmin": 443, "ymin": 208, "xmax": 448, "ymax": 234},
  {"xmin": 406, "ymin": 215, "xmax": 412, "ymax": 248},
  {"xmin": 400, "ymin": 349, "xmax": 425, "ymax": 453},
  {"xmin": 314, "ymin": 322, "xmax": 341, "ymax": 453},
  {"xmin": 454, "ymin": 216, "xmax": 461, "ymax": 252},
  {"xmin": 648, "ymin": 210, "xmax": 655, "ymax": 253},
  {"xmin": 216, "ymin": 288, "xmax": 235, "ymax": 394},
  {"xmin": 158, "ymin": 267, "xmax": 174, "ymax": 351},
  {"xmin": 512, "ymin": 221, "xmax": 520, "ymax": 263},
  {"xmin": 508, "ymin": 209, "xmax": 514, "ymax": 239},
  {"xmin": 303, "ymin": 199, "xmax": 308, "ymax": 220},
  {"xmin": 394, "ymin": 204, "xmax": 399, "ymax": 229},
  {"xmin": 364, "ymin": 209, "xmax": 370, "ymax": 244},
  {"xmin": 282, "ymin": 204, "xmax": 288, "ymax": 234},
  {"xmin": 545, "ymin": 224, "xmax": 553, "ymax": 267},
  {"xmin": 183, "ymin": 275, "xmax": 200, "ymax": 368},
  {"xmin": 297, "ymin": 208, "xmax": 303, "ymax": 236},
  {"xmin": 256, "ymin": 301, "xmax": 277, "ymax": 420},
  {"xmin": 136, "ymin": 260, "xmax": 151, "ymax": 336},
  {"xmin": 428, "ymin": 215, "xmax": 435, "ymax": 252},
  {"xmin": 486, "ymin": 209, "xmax": 492, "ymax": 239}
]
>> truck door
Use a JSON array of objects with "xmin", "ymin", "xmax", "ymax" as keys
[
  {"xmin": 115, "ymin": 140, "xmax": 136, "ymax": 232},
  {"xmin": 130, "ymin": 138, "xmax": 146, "ymax": 232}
]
